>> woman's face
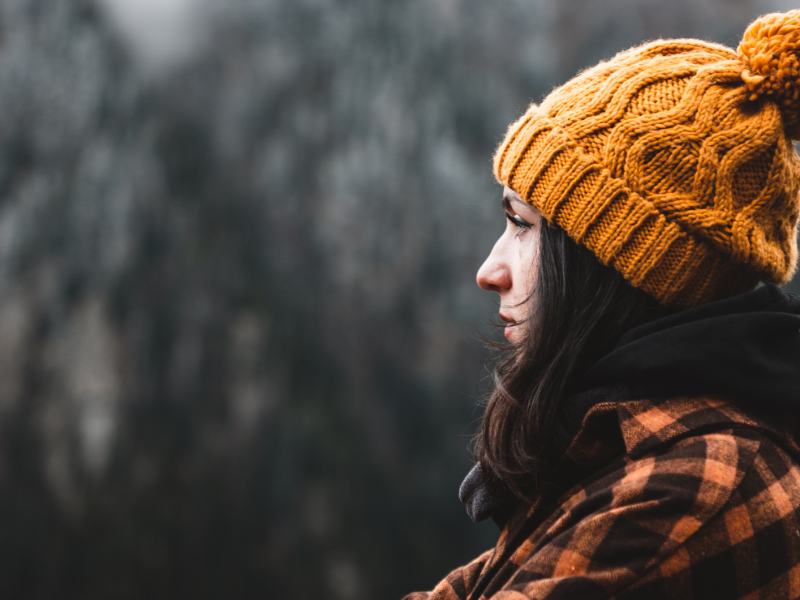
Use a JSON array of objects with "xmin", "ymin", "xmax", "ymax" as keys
[{"xmin": 476, "ymin": 186, "xmax": 543, "ymax": 343}]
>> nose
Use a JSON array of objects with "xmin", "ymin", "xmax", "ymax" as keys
[{"xmin": 476, "ymin": 246, "xmax": 511, "ymax": 292}]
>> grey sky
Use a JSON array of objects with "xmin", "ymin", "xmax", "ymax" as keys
[{"xmin": 99, "ymin": 0, "xmax": 209, "ymax": 72}]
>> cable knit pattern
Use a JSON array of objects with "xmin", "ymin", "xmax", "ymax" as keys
[{"xmin": 494, "ymin": 12, "xmax": 800, "ymax": 308}]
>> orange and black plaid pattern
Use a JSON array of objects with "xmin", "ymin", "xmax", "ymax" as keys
[{"xmin": 404, "ymin": 396, "xmax": 800, "ymax": 599}]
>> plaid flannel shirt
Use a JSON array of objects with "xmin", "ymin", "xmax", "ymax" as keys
[{"xmin": 404, "ymin": 396, "xmax": 800, "ymax": 600}]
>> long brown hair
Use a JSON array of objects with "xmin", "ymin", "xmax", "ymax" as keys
[{"xmin": 477, "ymin": 219, "xmax": 659, "ymax": 504}]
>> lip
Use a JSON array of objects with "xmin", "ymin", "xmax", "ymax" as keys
[{"xmin": 500, "ymin": 313, "xmax": 517, "ymax": 339}]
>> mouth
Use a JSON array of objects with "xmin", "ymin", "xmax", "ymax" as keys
[{"xmin": 499, "ymin": 313, "xmax": 518, "ymax": 338}]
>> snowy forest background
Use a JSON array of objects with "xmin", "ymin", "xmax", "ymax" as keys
[{"xmin": 0, "ymin": 0, "xmax": 798, "ymax": 598}]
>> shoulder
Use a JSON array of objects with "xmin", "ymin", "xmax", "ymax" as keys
[
  {"xmin": 499, "ymin": 398, "xmax": 800, "ymax": 598},
  {"xmin": 555, "ymin": 395, "xmax": 800, "ymax": 539},
  {"xmin": 538, "ymin": 425, "xmax": 768, "ymax": 564},
  {"xmin": 403, "ymin": 397, "xmax": 800, "ymax": 600},
  {"xmin": 558, "ymin": 395, "xmax": 800, "ymax": 550},
  {"xmin": 610, "ymin": 396, "xmax": 800, "ymax": 522},
  {"xmin": 612, "ymin": 426, "xmax": 800, "ymax": 598}
]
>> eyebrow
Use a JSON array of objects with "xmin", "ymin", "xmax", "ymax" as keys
[{"xmin": 502, "ymin": 192, "xmax": 527, "ymax": 213}]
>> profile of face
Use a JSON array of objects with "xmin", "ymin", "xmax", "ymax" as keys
[{"xmin": 476, "ymin": 186, "xmax": 543, "ymax": 343}]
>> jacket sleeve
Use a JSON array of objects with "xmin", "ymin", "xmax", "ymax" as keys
[
  {"xmin": 405, "ymin": 430, "xmax": 771, "ymax": 600},
  {"xmin": 402, "ymin": 549, "xmax": 495, "ymax": 600}
]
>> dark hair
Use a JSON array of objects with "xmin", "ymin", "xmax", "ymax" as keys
[{"xmin": 476, "ymin": 219, "xmax": 660, "ymax": 504}]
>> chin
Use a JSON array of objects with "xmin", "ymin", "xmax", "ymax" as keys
[{"xmin": 504, "ymin": 325, "xmax": 522, "ymax": 343}]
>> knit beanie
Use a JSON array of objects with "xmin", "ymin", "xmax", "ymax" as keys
[{"xmin": 494, "ymin": 11, "xmax": 800, "ymax": 308}]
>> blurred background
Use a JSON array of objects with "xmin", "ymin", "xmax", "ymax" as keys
[{"xmin": 0, "ymin": 0, "xmax": 798, "ymax": 598}]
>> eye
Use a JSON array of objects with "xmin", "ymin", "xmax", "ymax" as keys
[{"xmin": 506, "ymin": 212, "xmax": 532, "ymax": 230}]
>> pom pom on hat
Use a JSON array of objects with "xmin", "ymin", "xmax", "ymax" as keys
[{"xmin": 738, "ymin": 10, "xmax": 800, "ymax": 138}]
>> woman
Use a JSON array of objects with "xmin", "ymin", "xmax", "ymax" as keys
[{"xmin": 405, "ymin": 10, "xmax": 800, "ymax": 600}]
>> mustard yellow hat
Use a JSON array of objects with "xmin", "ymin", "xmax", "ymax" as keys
[{"xmin": 494, "ymin": 11, "xmax": 800, "ymax": 308}]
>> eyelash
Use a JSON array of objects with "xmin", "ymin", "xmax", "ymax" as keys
[{"xmin": 506, "ymin": 212, "xmax": 532, "ymax": 230}]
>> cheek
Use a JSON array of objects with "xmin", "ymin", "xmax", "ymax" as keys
[{"xmin": 516, "ymin": 230, "xmax": 539, "ymax": 294}]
